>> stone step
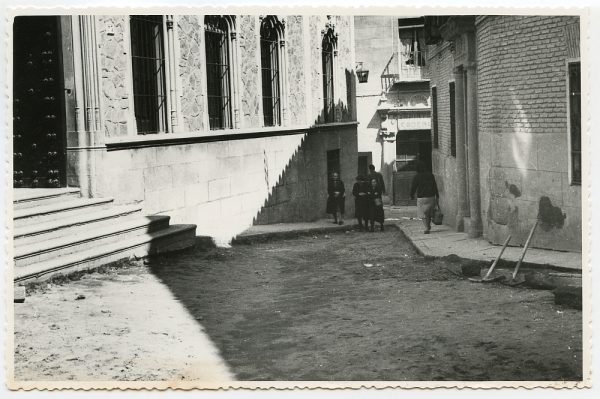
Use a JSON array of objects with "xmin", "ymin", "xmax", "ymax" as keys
[
  {"xmin": 13, "ymin": 197, "xmax": 114, "ymax": 221},
  {"xmin": 13, "ymin": 188, "xmax": 82, "ymax": 210},
  {"xmin": 13, "ymin": 187, "xmax": 81, "ymax": 205},
  {"xmin": 14, "ymin": 224, "xmax": 197, "ymax": 283},
  {"xmin": 15, "ymin": 212, "xmax": 144, "ymax": 246},
  {"xmin": 13, "ymin": 201, "xmax": 125, "ymax": 228},
  {"xmin": 14, "ymin": 215, "xmax": 171, "ymax": 267},
  {"xmin": 14, "ymin": 204, "xmax": 143, "ymax": 240}
]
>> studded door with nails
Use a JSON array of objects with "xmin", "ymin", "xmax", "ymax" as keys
[{"xmin": 13, "ymin": 16, "xmax": 66, "ymax": 188}]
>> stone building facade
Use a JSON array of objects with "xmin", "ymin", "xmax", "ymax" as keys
[
  {"xmin": 354, "ymin": 16, "xmax": 432, "ymax": 205},
  {"xmin": 425, "ymin": 15, "xmax": 582, "ymax": 252},
  {"xmin": 12, "ymin": 14, "xmax": 358, "ymax": 245}
]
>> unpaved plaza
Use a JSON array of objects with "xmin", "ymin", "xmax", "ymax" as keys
[{"xmin": 13, "ymin": 229, "xmax": 582, "ymax": 382}]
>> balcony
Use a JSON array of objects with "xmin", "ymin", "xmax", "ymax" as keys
[{"xmin": 381, "ymin": 50, "xmax": 430, "ymax": 92}]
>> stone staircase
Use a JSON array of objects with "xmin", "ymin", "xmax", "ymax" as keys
[{"xmin": 12, "ymin": 188, "xmax": 197, "ymax": 283}]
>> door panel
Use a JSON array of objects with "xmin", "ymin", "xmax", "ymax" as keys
[
  {"xmin": 13, "ymin": 16, "xmax": 66, "ymax": 188},
  {"xmin": 327, "ymin": 149, "xmax": 340, "ymax": 177}
]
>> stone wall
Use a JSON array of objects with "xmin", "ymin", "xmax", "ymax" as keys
[
  {"xmin": 87, "ymin": 14, "xmax": 358, "ymax": 245},
  {"xmin": 427, "ymin": 41, "xmax": 459, "ymax": 228},
  {"xmin": 286, "ymin": 15, "xmax": 307, "ymax": 126},
  {"xmin": 97, "ymin": 16, "xmax": 130, "ymax": 138},
  {"xmin": 335, "ymin": 16, "xmax": 353, "ymax": 122},
  {"xmin": 307, "ymin": 15, "xmax": 355, "ymax": 125},
  {"xmin": 477, "ymin": 15, "xmax": 581, "ymax": 252},
  {"xmin": 97, "ymin": 125, "xmax": 357, "ymax": 245},
  {"xmin": 239, "ymin": 15, "xmax": 261, "ymax": 128},
  {"xmin": 309, "ymin": 16, "xmax": 324, "ymax": 124},
  {"xmin": 177, "ymin": 15, "xmax": 205, "ymax": 132},
  {"xmin": 256, "ymin": 125, "xmax": 358, "ymax": 224}
]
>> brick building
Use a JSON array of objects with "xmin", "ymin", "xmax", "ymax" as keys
[
  {"xmin": 354, "ymin": 16, "xmax": 432, "ymax": 205},
  {"xmin": 12, "ymin": 14, "xmax": 358, "ymax": 251},
  {"xmin": 425, "ymin": 15, "xmax": 581, "ymax": 252}
]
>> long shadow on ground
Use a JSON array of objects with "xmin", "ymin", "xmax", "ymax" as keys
[{"xmin": 148, "ymin": 228, "xmax": 582, "ymax": 381}]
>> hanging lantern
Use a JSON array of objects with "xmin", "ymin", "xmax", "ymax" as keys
[{"xmin": 356, "ymin": 61, "xmax": 369, "ymax": 83}]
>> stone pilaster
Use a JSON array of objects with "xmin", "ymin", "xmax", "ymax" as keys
[
  {"xmin": 453, "ymin": 66, "xmax": 469, "ymax": 231},
  {"xmin": 465, "ymin": 63, "xmax": 482, "ymax": 238}
]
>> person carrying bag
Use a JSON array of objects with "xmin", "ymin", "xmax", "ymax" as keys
[{"xmin": 410, "ymin": 161, "xmax": 440, "ymax": 234}]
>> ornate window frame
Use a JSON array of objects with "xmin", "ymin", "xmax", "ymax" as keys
[
  {"xmin": 201, "ymin": 15, "xmax": 241, "ymax": 131},
  {"xmin": 258, "ymin": 15, "xmax": 287, "ymax": 127},
  {"xmin": 321, "ymin": 16, "xmax": 339, "ymax": 124},
  {"xmin": 125, "ymin": 15, "xmax": 181, "ymax": 135}
]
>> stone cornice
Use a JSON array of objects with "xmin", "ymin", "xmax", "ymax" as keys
[{"xmin": 105, "ymin": 122, "xmax": 359, "ymax": 151}]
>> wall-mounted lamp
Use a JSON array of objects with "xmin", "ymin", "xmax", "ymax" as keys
[{"xmin": 356, "ymin": 62, "xmax": 369, "ymax": 83}]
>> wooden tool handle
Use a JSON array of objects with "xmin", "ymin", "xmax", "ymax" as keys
[
  {"xmin": 483, "ymin": 235, "xmax": 511, "ymax": 280},
  {"xmin": 512, "ymin": 219, "xmax": 539, "ymax": 280}
]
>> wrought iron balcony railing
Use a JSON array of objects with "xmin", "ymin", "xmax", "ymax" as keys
[{"xmin": 381, "ymin": 50, "xmax": 430, "ymax": 92}]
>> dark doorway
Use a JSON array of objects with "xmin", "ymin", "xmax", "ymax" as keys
[
  {"xmin": 13, "ymin": 16, "xmax": 66, "ymax": 188},
  {"xmin": 393, "ymin": 130, "xmax": 432, "ymax": 205},
  {"xmin": 326, "ymin": 149, "xmax": 340, "ymax": 179},
  {"xmin": 357, "ymin": 152, "xmax": 372, "ymax": 177}
]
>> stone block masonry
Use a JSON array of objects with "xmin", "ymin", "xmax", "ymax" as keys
[
  {"xmin": 255, "ymin": 125, "xmax": 358, "ymax": 225},
  {"xmin": 99, "ymin": 133, "xmax": 304, "ymax": 245}
]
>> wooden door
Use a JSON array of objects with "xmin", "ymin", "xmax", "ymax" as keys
[{"xmin": 13, "ymin": 16, "xmax": 66, "ymax": 188}]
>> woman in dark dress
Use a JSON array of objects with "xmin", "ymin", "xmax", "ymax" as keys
[
  {"xmin": 352, "ymin": 175, "xmax": 369, "ymax": 230},
  {"xmin": 326, "ymin": 172, "xmax": 345, "ymax": 225},
  {"xmin": 368, "ymin": 178, "xmax": 385, "ymax": 232}
]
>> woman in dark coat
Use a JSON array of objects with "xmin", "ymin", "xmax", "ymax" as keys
[
  {"xmin": 368, "ymin": 178, "xmax": 385, "ymax": 232},
  {"xmin": 410, "ymin": 161, "xmax": 439, "ymax": 234},
  {"xmin": 352, "ymin": 175, "xmax": 369, "ymax": 230},
  {"xmin": 326, "ymin": 172, "xmax": 345, "ymax": 225}
]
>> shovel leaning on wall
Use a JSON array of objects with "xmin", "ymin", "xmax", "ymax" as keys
[
  {"xmin": 509, "ymin": 219, "xmax": 540, "ymax": 285},
  {"xmin": 469, "ymin": 235, "xmax": 511, "ymax": 283}
]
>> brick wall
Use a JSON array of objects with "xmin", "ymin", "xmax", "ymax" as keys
[
  {"xmin": 429, "ymin": 15, "xmax": 581, "ymax": 251},
  {"xmin": 477, "ymin": 15, "xmax": 581, "ymax": 252},
  {"xmin": 427, "ymin": 41, "xmax": 459, "ymax": 228}
]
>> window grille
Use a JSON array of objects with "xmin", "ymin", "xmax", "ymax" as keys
[
  {"xmin": 449, "ymin": 81, "xmax": 456, "ymax": 157},
  {"xmin": 205, "ymin": 16, "xmax": 233, "ymax": 130},
  {"xmin": 569, "ymin": 61, "xmax": 581, "ymax": 185},
  {"xmin": 130, "ymin": 15, "xmax": 168, "ymax": 134},
  {"xmin": 403, "ymin": 29, "xmax": 426, "ymax": 67},
  {"xmin": 322, "ymin": 33, "xmax": 335, "ymax": 123},
  {"xmin": 260, "ymin": 17, "xmax": 281, "ymax": 127}
]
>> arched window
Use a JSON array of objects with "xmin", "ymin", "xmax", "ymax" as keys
[
  {"xmin": 322, "ymin": 29, "xmax": 337, "ymax": 123},
  {"xmin": 205, "ymin": 16, "xmax": 234, "ymax": 130},
  {"xmin": 260, "ymin": 16, "xmax": 284, "ymax": 127}
]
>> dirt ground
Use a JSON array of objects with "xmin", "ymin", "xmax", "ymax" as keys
[{"xmin": 13, "ymin": 228, "xmax": 582, "ymax": 382}]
